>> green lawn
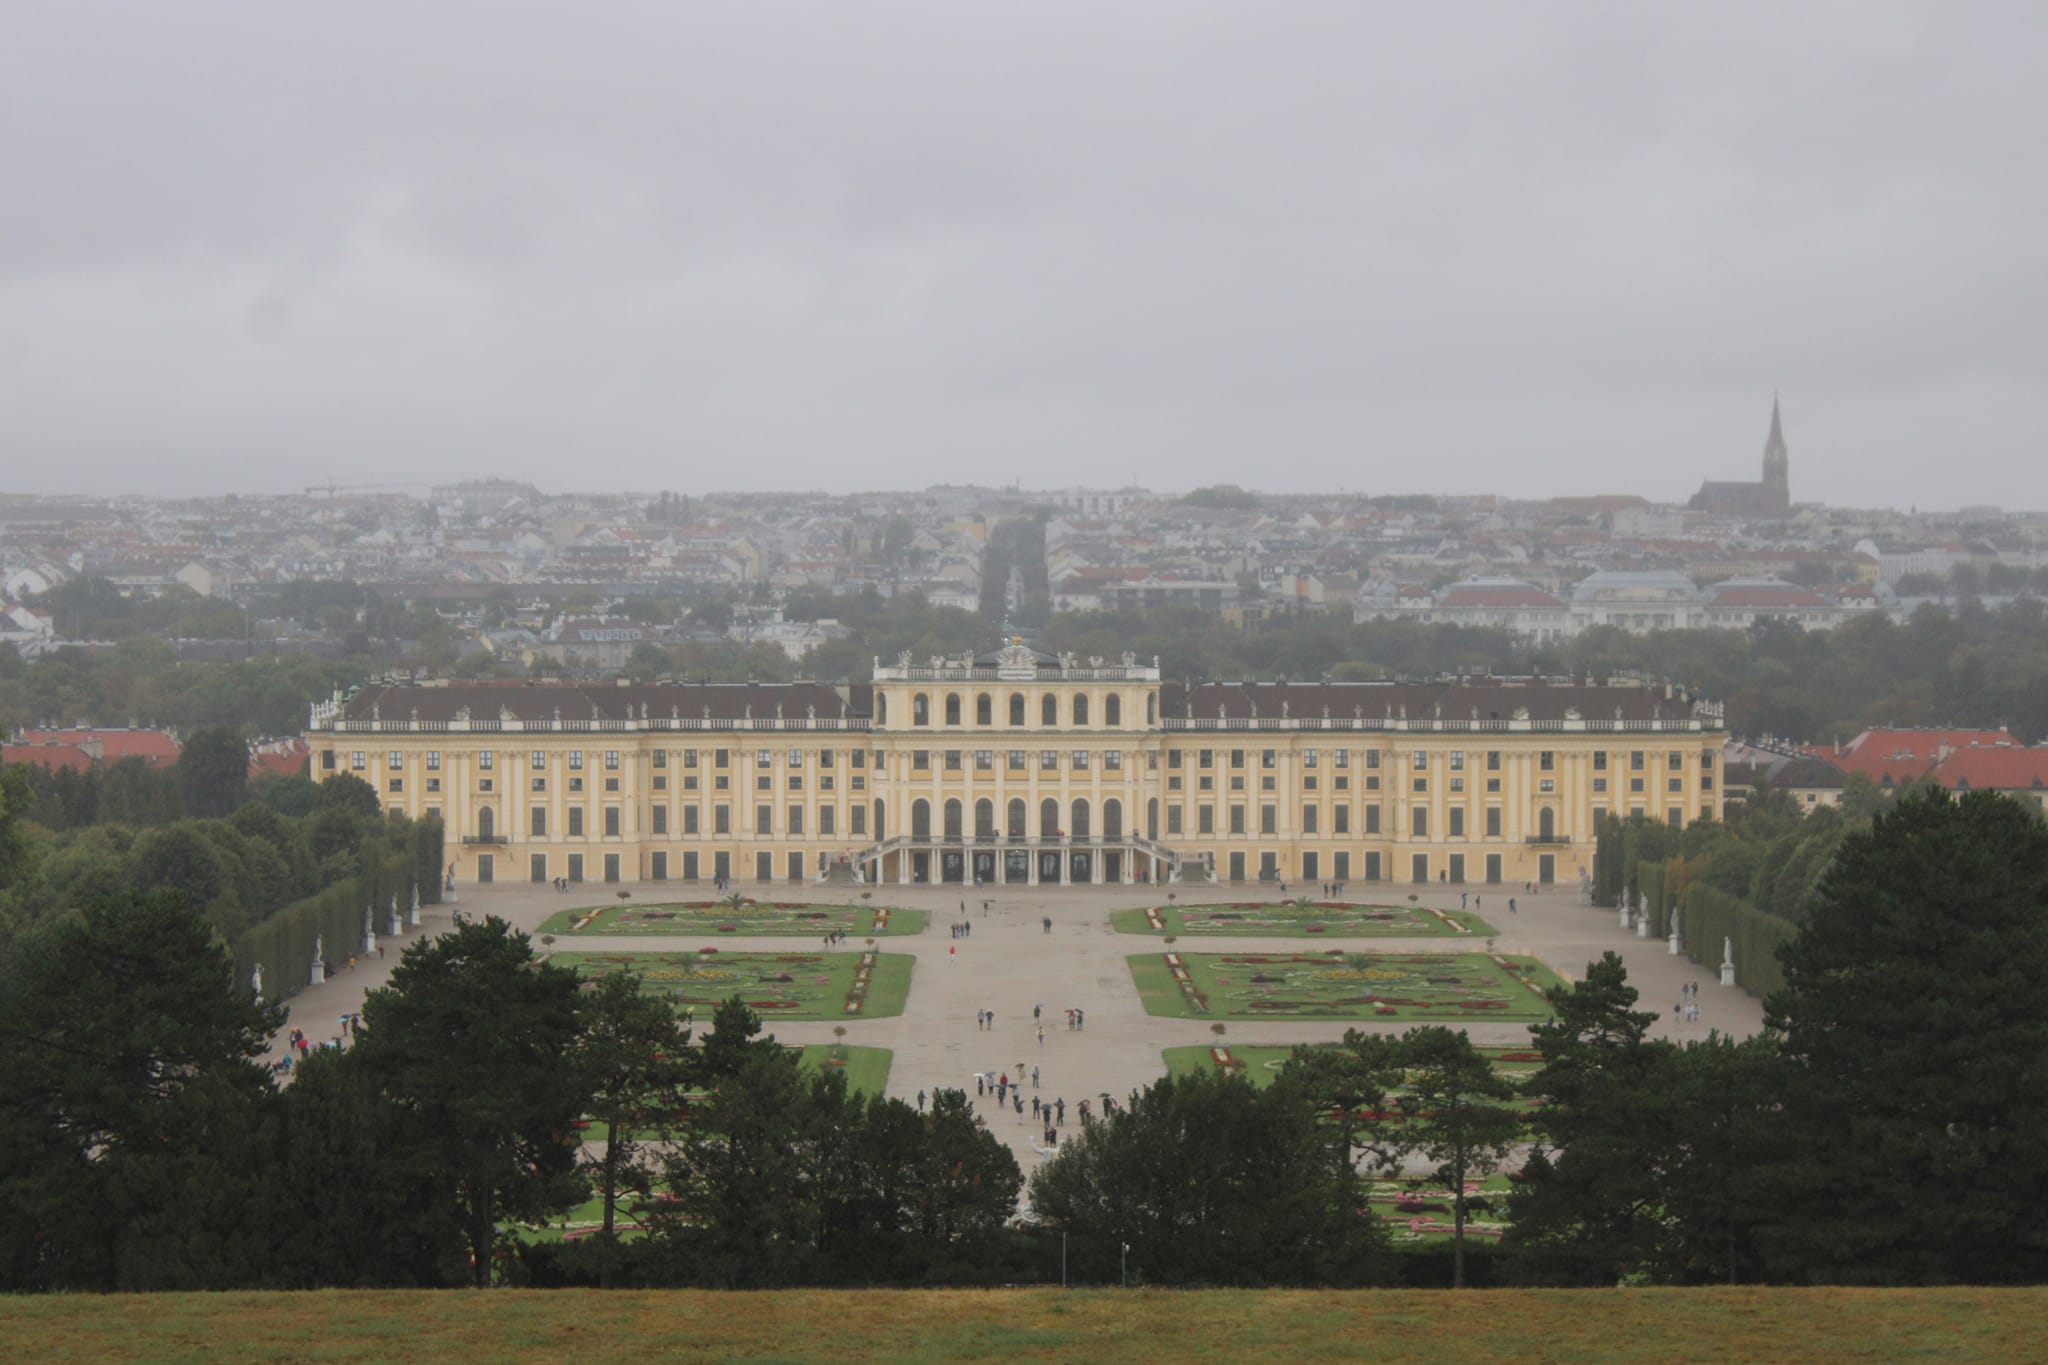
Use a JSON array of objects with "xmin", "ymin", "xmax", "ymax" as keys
[
  {"xmin": 1164, "ymin": 1041, "xmax": 1546, "ymax": 1090},
  {"xmin": 1130, "ymin": 950, "xmax": 1564, "ymax": 1022},
  {"xmin": 539, "ymin": 900, "xmax": 925, "ymax": 937},
  {"xmin": 1112, "ymin": 901, "xmax": 1494, "ymax": 938},
  {"xmin": 798, "ymin": 1043, "xmax": 894, "ymax": 1097},
  {"xmin": 550, "ymin": 949, "xmax": 914, "ymax": 1019},
  {"xmin": 9, "ymin": 1288, "xmax": 2044, "ymax": 1363}
]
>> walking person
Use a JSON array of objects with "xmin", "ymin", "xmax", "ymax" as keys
[{"xmin": 1037, "ymin": 1024, "xmax": 1046, "ymax": 1047}]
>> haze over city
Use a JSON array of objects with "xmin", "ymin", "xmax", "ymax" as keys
[{"xmin": 5, "ymin": 2, "xmax": 2045, "ymax": 507}]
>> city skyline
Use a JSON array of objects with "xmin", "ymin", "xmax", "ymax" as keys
[{"xmin": 5, "ymin": 4, "xmax": 2045, "ymax": 507}]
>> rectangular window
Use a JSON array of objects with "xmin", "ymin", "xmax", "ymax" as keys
[
  {"xmin": 685, "ymin": 806, "xmax": 700, "ymax": 835},
  {"xmin": 532, "ymin": 750, "xmax": 546, "ymax": 770},
  {"xmin": 604, "ymin": 751, "xmax": 619, "ymax": 770},
  {"xmin": 789, "ymin": 851, "xmax": 804, "ymax": 882},
  {"xmin": 1260, "ymin": 805, "xmax": 1277, "ymax": 835},
  {"xmin": 1669, "ymin": 751, "xmax": 1684, "ymax": 770},
  {"xmin": 1365, "ymin": 851, "xmax": 1381, "ymax": 881},
  {"xmin": 1449, "ymin": 751, "xmax": 1464, "ymax": 771},
  {"xmin": 426, "ymin": 751, "xmax": 441, "ymax": 771},
  {"xmin": 1539, "ymin": 752, "xmax": 1554, "ymax": 772},
  {"xmin": 683, "ymin": 852, "xmax": 699, "ymax": 880},
  {"xmin": 1302, "ymin": 749, "xmax": 1318, "ymax": 769},
  {"xmin": 567, "ymin": 854, "xmax": 584, "ymax": 882},
  {"xmin": 1010, "ymin": 750, "xmax": 1027, "ymax": 770},
  {"xmin": 1668, "ymin": 778, "xmax": 1683, "ymax": 793},
  {"xmin": 653, "ymin": 775, "xmax": 667, "ymax": 791},
  {"xmin": 652, "ymin": 806, "xmax": 668, "ymax": 835},
  {"xmin": 1198, "ymin": 749, "xmax": 1213, "ymax": 769},
  {"xmin": 789, "ymin": 749, "xmax": 805, "ymax": 768},
  {"xmin": 1540, "ymin": 779, "xmax": 1556, "ymax": 793},
  {"xmin": 604, "ymin": 778, "xmax": 619, "ymax": 793},
  {"xmin": 1365, "ymin": 805, "xmax": 1381, "ymax": 834},
  {"xmin": 1411, "ymin": 853, "xmax": 1429, "ymax": 884},
  {"xmin": 1486, "ymin": 807, "xmax": 1501, "ymax": 836},
  {"xmin": 1105, "ymin": 750, "xmax": 1122, "ymax": 770},
  {"xmin": 478, "ymin": 752, "xmax": 494, "ymax": 771},
  {"xmin": 684, "ymin": 750, "xmax": 699, "ymax": 769},
  {"xmin": 1168, "ymin": 807, "xmax": 1184, "ymax": 835},
  {"xmin": 1449, "ymin": 853, "xmax": 1465, "ymax": 883},
  {"xmin": 1412, "ymin": 807, "xmax": 1428, "ymax": 838},
  {"xmin": 1593, "ymin": 751, "xmax": 1608, "ymax": 771},
  {"xmin": 819, "ymin": 749, "xmax": 834, "ymax": 769},
  {"xmin": 820, "ymin": 806, "xmax": 834, "ymax": 836},
  {"xmin": 1334, "ymin": 805, "xmax": 1349, "ymax": 834},
  {"xmin": 1333, "ymin": 750, "xmax": 1349, "ymax": 769},
  {"xmin": 1449, "ymin": 808, "xmax": 1465, "ymax": 838},
  {"xmin": 1261, "ymin": 749, "xmax": 1276, "ymax": 769},
  {"xmin": 1365, "ymin": 751, "xmax": 1380, "ymax": 770},
  {"xmin": 604, "ymin": 807, "xmax": 620, "ymax": 838},
  {"xmin": 1229, "ymin": 805, "xmax": 1245, "ymax": 835},
  {"xmin": 756, "ymin": 775, "xmax": 772, "ymax": 792},
  {"xmin": 1631, "ymin": 751, "xmax": 1645, "ymax": 771},
  {"xmin": 568, "ymin": 808, "xmax": 584, "ymax": 837},
  {"xmin": 1668, "ymin": 807, "xmax": 1683, "ymax": 828},
  {"xmin": 945, "ymin": 750, "xmax": 962, "ymax": 771},
  {"xmin": 788, "ymin": 805, "xmax": 804, "ymax": 836},
  {"xmin": 1412, "ymin": 751, "xmax": 1428, "ymax": 771},
  {"xmin": 1072, "ymin": 751, "xmax": 1090, "ymax": 770},
  {"xmin": 758, "ymin": 749, "xmax": 772, "ymax": 769},
  {"xmin": 914, "ymin": 750, "xmax": 931, "ymax": 771},
  {"xmin": 650, "ymin": 851, "xmax": 667, "ymax": 880},
  {"xmin": 1413, "ymin": 777, "xmax": 1428, "ymax": 793},
  {"xmin": 787, "ymin": 776, "xmax": 803, "ymax": 791},
  {"xmin": 850, "ymin": 805, "xmax": 866, "ymax": 835},
  {"xmin": 1041, "ymin": 750, "xmax": 1058, "ymax": 771},
  {"xmin": 532, "ymin": 776, "xmax": 548, "ymax": 792},
  {"xmin": 1334, "ymin": 851, "xmax": 1350, "ymax": 880},
  {"xmin": 715, "ymin": 805, "xmax": 730, "ymax": 835},
  {"xmin": 1593, "ymin": 778, "xmax": 1608, "ymax": 793},
  {"xmin": 757, "ymin": 804, "xmax": 772, "ymax": 834},
  {"xmin": 715, "ymin": 749, "xmax": 729, "ymax": 768},
  {"xmin": 531, "ymin": 853, "xmax": 548, "ymax": 883},
  {"xmin": 386, "ymin": 778, "xmax": 402, "ymax": 793},
  {"xmin": 426, "ymin": 778, "xmax": 440, "ymax": 793},
  {"xmin": 1486, "ymin": 751, "xmax": 1500, "ymax": 771},
  {"xmin": 1302, "ymin": 850, "xmax": 1319, "ymax": 881},
  {"xmin": 1231, "ymin": 750, "xmax": 1245, "ymax": 769},
  {"xmin": 1169, "ymin": 749, "xmax": 1183, "ymax": 769},
  {"xmin": 569, "ymin": 751, "xmax": 583, "ymax": 771},
  {"xmin": 531, "ymin": 808, "xmax": 547, "ymax": 837},
  {"xmin": 1632, "ymin": 778, "xmax": 1646, "ymax": 793},
  {"xmin": 1198, "ymin": 805, "xmax": 1214, "ymax": 834},
  {"xmin": 652, "ymin": 750, "xmax": 667, "ymax": 769},
  {"xmin": 976, "ymin": 750, "xmax": 994, "ymax": 770},
  {"xmin": 1301, "ymin": 804, "xmax": 1318, "ymax": 834}
]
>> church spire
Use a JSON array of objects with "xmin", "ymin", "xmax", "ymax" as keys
[{"xmin": 1762, "ymin": 392, "xmax": 1789, "ymax": 511}]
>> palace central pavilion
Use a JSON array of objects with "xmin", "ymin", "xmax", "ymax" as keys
[{"xmin": 307, "ymin": 639, "xmax": 1724, "ymax": 890}]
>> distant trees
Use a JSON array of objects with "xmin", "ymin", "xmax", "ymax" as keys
[{"xmin": 177, "ymin": 725, "xmax": 248, "ymax": 819}]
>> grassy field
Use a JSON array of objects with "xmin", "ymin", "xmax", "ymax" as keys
[
  {"xmin": 1130, "ymin": 950, "xmax": 1564, "ymax": 1022},
  {"xmin": 1113, "ymin": 901, "xmax": 1494, "ymax": 938},
  {"xmin": 1164, "ymin": 1041, "xmax": 1545, "ymax": 1091},
  {"xmin": 4, "ymin": 1288, "xmax": 2041, "ymax": 1363},
  {"xmin": 539, "ymin": 900, "xmax": 924, "ymax": 937},
  {"xmin": 549, "ymin": 949, "xmax": 914, "ymax": 1019},
  {"xmin": 797, "ymin": 1043, "xmax": 893, "ymax": 1097}
]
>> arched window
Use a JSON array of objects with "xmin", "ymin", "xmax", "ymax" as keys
[
  {"xmin": 912, "ymin": 694, "xmax": 929, "ymax": 727},
  {"xmin": 1147, "ymin": 798, "xmax": 1159, "ymax": 840},
  {"xmin": 877, "ymin": 693, "xmax": 889, "ymax": 724},
  {"xmin": 478, "ymin": 806, "xmax": 495, "ymax": 840},
  {"xmin": 1042, "ymin": 694, "xmax": 1058, "ymax": 727},
  {"xmin": 1071, "ymin": 799, "xmax": 1092, "ymax": 839},
  {"xmin": 1539, "ymin": 807, "xmax": 1556, "ymax": 840},
  {"xmin": 912, "ymin": 799, "xmax": 931, "ymax": 839},
  {"xmin": 1103, "ymin": 798, "xmax": 1122, "ymax": 839},
  {"xmin": 1041, "ymin": 797, "xmax": 1060, "ymax": 837},
  {"xmin": 1007, "ymin": 798, "xmax": 1027, "ymax": 838},
  {"xmin": 945, "ymin": 693, "xmax": 961, "ymax": 726},
  {"xmin": 1009, "ymin": 693, "xmax": 1026, "ymax": 726},
  {"xmin": 975, "ymin": 799, "xmax": 995, "ymax": 839},
  {"xmin": 976, "ymin": 693, "xmax": 992, "ymax": 726},
  {"xmin": 1074, "ymin": 694, "xmax": 1090, "ymax": 726},
  {"xmin": 943, "ymin": 799, "xmax": 963, "ymax": 841},
  {"xmin": 1105, "ymin": 694, "xmax": 1122, "ymax": 726},
  {"xmin": 874, "ymin": 799, "xmax": 887, "ymax": 840}
]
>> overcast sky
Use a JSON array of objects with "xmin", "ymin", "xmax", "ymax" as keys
[{"xmin": 4, "ymin": 2, "xmax": 2043, "ymax": 508}]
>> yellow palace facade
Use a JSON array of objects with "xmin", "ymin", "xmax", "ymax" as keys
[{"xmin": 307, "ymin": 640, "xmax": 1724, "ymax": 891}]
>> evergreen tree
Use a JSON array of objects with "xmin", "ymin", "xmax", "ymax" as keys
[
  {"xmin": 1385, "ymin": 1026, "xmax": 1522, "ymax": 1289},
  {"xmin": 351, "ymin": 916, "xmax": 587, "ymax": 1287},
  {"xmin": 1505, "ymin": 952, "xmax": 1681, "ymax": 1285},
  {"xmin": 1762, "ymin": 787, "xmax": 2048, "ymax": 1284},
  {"xmin": 0, "ymin": 890, "xmax": 281, "ymax": 1290},
  {"xmin": 178, "ymin": 725, "xmax": 249, "ymax": 819}
]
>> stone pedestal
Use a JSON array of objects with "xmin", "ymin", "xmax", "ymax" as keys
[
  {"xmin": 1636, "ymin": 916, "xmax": 1650, "ymax": 938},
  {"xmin": 1619, "ymin": 904, "xmax": 1632, "ymax": 930},
  {"xmin": 1720, "ymin": 960, "xmax": 1736, "ymax": 987},
  {"xmin": 1668, "ymin": 930, "xmax": 1682, "ymax": 956}
]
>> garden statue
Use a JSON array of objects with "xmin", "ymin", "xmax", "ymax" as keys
[{"xmin": 310, "ymin": 936, "xmax": 325, "ymax": 986}]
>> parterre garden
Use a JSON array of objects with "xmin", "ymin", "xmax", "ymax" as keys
[
  {"xmin": 1113, "ymin": 900, "xmax": 1493, "ymax": 937},
  {"xmin": 1130, "ymin": 950, "xmax": 1564, "ymax": 1021},
  {"xmin": 1165, "ymin": 1041, "xmax": 1544, "ymax": 1099},
  {"xmin": 550, "ymin": 949, "xmax": 914, "ymax": 1018},
  {"xmin": 539, "ymin": 900, "xmax": 924, "ymax": 937}
]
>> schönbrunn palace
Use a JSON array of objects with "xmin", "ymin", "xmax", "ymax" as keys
[{"xmin": 307, "ymin": 639, "xmax": 1725, "ymax": 891}]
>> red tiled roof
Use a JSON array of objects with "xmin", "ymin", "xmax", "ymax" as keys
[
  {"xmin": 14, "ymin": 728, "xmax": 182, "ymax": 765},
  {"xmin": 1829, "ymin": 727, "xmax": 2015, "ymax": 784},
  {"xmin": 2, "ymin": 742, "xmax": 95, "ymax": 773},
  {"xmin": 1928, "ymin": 746, "xmax": 2048, "ymax": 792}
]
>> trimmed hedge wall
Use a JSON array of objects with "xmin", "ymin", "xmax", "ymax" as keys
[{"xmin": 1679, "ymin": 882, "xmax": 1796, "ymax": 1002}]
